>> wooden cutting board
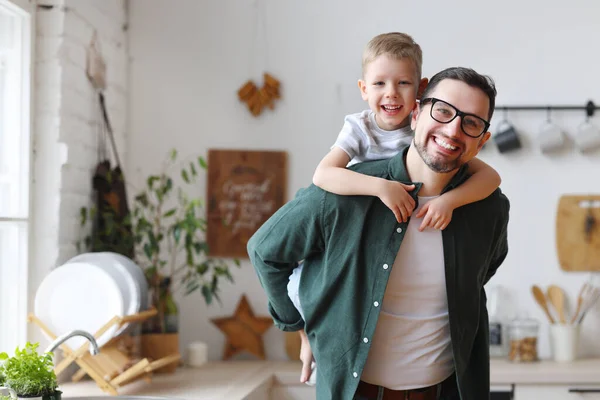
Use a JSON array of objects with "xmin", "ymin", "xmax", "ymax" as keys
[{"xmin": 556, "ymin": 194, "xmax": 600, "ymax": 271}]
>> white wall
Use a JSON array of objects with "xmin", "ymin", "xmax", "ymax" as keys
[
  {"xmin": 127, "ymin": 0, "xmax": 600, "ymax": 361},
  {"xmin": 29, "ymin": 0, "xmax": 128, "ymax": 344}
]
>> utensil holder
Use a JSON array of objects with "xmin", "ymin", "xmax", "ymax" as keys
[{"xmin": 550, "ymin": 324, "xmax": 580, "ymax": 362}]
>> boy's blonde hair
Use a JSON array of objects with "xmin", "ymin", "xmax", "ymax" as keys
[{"xmin": 362, "ymin": 32, "xmax": 422, "ymax": 79}]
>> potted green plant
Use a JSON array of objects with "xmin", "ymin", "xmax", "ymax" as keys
[
  {"xmin": 79, "ymin": 150, "xmax": 240, "ymax": 371},
  {"xmin": 0, "ymin": 342, "xmax": 61, "ymax": 400}
]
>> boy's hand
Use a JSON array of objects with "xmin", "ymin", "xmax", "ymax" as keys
[
  {"xmin": 299, "ymin": 330, "xmax": 315, "ymax": 384},
  {"xmin": 416, "ymin": 197, "xmax": 454, "ymax": 231},
  {"xmin": 378, "ymin": 181, "xmax": 415, "ymax": 223}
]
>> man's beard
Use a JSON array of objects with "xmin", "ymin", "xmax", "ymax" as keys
[{"xmin": 413, "ymin": 134, "xmax": 464, "ymax": 173}]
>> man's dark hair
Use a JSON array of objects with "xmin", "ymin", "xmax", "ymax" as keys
[{"xmin": 420, "ymin": 67, "xmax": 497, "ymax": 121}]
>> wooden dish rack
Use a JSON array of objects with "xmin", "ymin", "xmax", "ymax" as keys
[{"xmin": 28, "ymin": 308, "xmax": 181, "ymax": 396}]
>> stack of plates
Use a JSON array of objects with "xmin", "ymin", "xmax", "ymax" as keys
[{"xmin": 34, "ymin": 252, "xmax": 148, "ymax": 349}]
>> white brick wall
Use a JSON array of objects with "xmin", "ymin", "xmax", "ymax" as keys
[{"xmin": 28, "ymin": 0, "xmax": 129, "ymax": 345}]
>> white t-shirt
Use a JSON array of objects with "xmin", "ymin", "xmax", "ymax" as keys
[
  {"xmin": 361, "ymin": 196, "xmax": 454, "ymax": 389},
  {"xmin": 333, "ymin": 110, "xmax": 413, "ymax": 166}
]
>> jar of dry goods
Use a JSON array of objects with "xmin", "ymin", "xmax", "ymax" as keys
[{"xmin": 507, "ymin": 317, "xmax": 539, "ymax": 362}]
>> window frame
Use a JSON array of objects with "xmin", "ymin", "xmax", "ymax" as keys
[{"xmin": 0, "ymin": 0, "xmax": 33, "ymax": 353}]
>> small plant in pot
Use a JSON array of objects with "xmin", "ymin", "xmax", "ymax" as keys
[{"xmin": 0, "ymin": 342, "xmax": 61, "ymax": 400}]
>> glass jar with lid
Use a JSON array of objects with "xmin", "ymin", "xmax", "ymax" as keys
[{"xmin": 507, "ymin": 316, "xmax": 539, "ymax": 362}]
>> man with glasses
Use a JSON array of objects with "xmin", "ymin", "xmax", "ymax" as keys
[{"xmin": 248, "ymin": 67, "xmax": 510, "ymax": 400}]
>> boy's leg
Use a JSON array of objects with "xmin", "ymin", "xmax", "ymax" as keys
[{"xmin": 287, "ymin": 262, "xmax": 305, "ymax": 320}]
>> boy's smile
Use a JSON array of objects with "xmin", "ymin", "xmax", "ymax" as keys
[{"xmin": 358, "ymin": 55, "xmax": 420, "ymax": 131}]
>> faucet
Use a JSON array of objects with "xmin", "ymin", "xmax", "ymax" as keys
[{"xmin": 45, "ymin": 330, "xmax": 100, "ymax": 355}]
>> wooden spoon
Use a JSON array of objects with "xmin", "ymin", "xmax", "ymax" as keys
[
  {"xmin": 531, "ymin": 285, "xmax": 555, "ymax": 324},
  {"xmin": 547, "ymin": 285, "xmax": 567, "ymax": 324}
]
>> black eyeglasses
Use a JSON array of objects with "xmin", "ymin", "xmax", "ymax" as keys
[{"xmin": 420, "ymin": 97, "xmax": 490, "ymax": 138}]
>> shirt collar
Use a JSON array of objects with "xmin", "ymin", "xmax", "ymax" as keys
[{"xmin": 388, "ymin": 144, "xmax": 471, "ymax": 195}]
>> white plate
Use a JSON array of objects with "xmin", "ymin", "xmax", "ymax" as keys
[
  {"xmin": 66, "ymin": 252, "xmax": 148, "ymax": 334},
  {"xmin": 34, "ymin": 262, "xmax": 125, "ymax": 349},
  {"xmin": 100, "ymin": 252, "xmax": 148, "ymax": 311}
]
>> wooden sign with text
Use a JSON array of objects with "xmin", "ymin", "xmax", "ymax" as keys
[{"xmin": 207, "ymin": 149, "xmax": 287, "ymax": 258}]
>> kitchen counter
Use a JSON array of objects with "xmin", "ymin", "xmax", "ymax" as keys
[
  {"xmin": 491, "ymin": 357, "xmax": 600, "ymax": 384},
  {"xmin": 58, "ymin": 358, "xmax": 600, "ymax": 399}
]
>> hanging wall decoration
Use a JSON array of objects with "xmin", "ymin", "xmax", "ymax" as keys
[
  {"xmin": 206, "ymin": 149, "xmax": 287, "ymax": 258},
  {"xmin": 237, "ymin": 0, "xmax": 281, "ymax": 117},
  {"xmin": 237, "ymin": 73, "xmax": 281, "ymax": 116}
]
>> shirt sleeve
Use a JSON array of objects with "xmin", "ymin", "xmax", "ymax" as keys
[
  {"xmin": 484, "ymin": 192, "xmax": 510, "ymax": 285},
  {"xmin": 247, "ymin": 186, "xmax": 327, "ymax": 332},
  {"xmin": 332, "ymin": 113, "xmax": 369, "ymax": 161}
]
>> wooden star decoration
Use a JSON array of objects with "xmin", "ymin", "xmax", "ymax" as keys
[{"xmin": 211, "ymin": 294, "xmax": 273, "ymax": 360}]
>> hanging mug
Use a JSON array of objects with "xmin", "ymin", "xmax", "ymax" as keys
[
  {"xmin": 538, "ymin": 121, "xmax": 565, "ymax": 154},
  {"xmin": 494, "ymin": 120, "xmax": 522, "ymax": 153},
  {"xmin": 574, "ymin": 120, "xmax": 600, "ymax": 153}
]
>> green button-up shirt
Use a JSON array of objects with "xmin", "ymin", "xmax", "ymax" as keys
[{"xmin": 247, "ymin": 146, "xmax": 510, "ymax": 400}]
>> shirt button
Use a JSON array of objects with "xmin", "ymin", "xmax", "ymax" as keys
[
  {"xmin": 397, "ymin": 227, "xmax": 403, "ymax": 233},
  {"xmin": 363, "ymin": 337, "xmax": 369, "ymax": 343},
  {"xmin": 373, "ymin": 301, "xmax": 379, "ymax": 307},
  {"xmin": 353, "ymin": 372, "xmax": 358, "ymax": 378},
  {"xmin": 383, "ymin": 264, "xmax": 389, "ymax": 270}
]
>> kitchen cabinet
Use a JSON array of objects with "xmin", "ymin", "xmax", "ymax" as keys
[
  {"xmin": 58, "ymin": 359, "xmax": 600, "ymax": 399},
  {"xmin": 515, "ymin": 384, "xmax": 600, "ymax": 399}
]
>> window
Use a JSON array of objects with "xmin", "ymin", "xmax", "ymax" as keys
[{"xmin": 0, "ymin": 0, "xmax": 31, "ymax": 353}]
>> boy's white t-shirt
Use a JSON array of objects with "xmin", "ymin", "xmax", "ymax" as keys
[{"xmin": 333, "ymin": 109, "xmax": 414, "ymax": 166}]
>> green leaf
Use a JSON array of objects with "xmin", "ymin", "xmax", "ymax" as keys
[
  {"xmin": 193, "ymin": 242, "xmax": 209, "ymax": 255},
  {"xmin": 163, "ymin": 208, "xmax": 176, "ymax": 218},
  {"xmin": 79, "ymin": 207, "xmax": 88, "ymax": 226},
  {"xmin": 170, "ymin": 149, "xmax": 178, "ymax": 160},
  {"xmin": 135, "ymin": 193, "xmax": 149, "ymax": 207},
  {"xmin": 173, "ymin": 224, "xmax": 182, "ymax": 244},
  {"xmin": 201, "ymin": 285, "xmax": 213, "ymax": 305},
  {"xmin": 164, "ymin": 178, "xmax": 173, "ymax": 195},
  {"xmin": 196, "ymin": 263, "xmax": 209, "ymax": 275},
  {"xmin": 185, "ymin": 280, "xmax": 200, "ymax": 296},
  {"xmin": 146, "ymin": 176, "xmax": 160, "ymax": 190},
  {"xmin": 198, "ymin": 156, "xmax": 207, "ymax": 169},
  {"xmin": 190, "ymin": 162, "xmax": 197, "ymax": 176},
  {"xmin": 181, "ymin": 169, "xmax": 190, "ymax": 184},
  {"xmin": 143, "ymin": 243, "xmax": 152, "ymax": 259}
]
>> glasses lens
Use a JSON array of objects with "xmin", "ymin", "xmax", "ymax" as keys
[
  {"xmin": 430, "ymin": 99, "xmax": 486, "ymax": 138},
  {"xmin": 462, "ymin": 116, "xmax": 486, "ymax": 137},
  {"xmin": 431, "ymin": 101, "xmax": 456, "ymax": 123}
]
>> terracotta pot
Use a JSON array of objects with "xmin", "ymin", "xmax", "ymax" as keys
[{"xmin": 140, "ymin": 333, "xmax": 180, "ymax": 373}]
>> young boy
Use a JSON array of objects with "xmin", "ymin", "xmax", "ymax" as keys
[{"xmin": 289, "ymin": 32, "xmax": 501, "ymax": 384}]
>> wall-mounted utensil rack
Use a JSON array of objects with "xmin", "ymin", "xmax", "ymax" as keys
[{"xmin": 496, "ymin": 100, "xmax": 598, "ymax": 117}]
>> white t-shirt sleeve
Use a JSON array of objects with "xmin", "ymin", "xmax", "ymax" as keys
[{"xmin": 331, "ymin": 112, "xmax": 370, "ymax": 161}]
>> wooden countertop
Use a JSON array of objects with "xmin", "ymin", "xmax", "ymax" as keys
[{"xmin": 58, "ymin": 358, "xmax": 600, "ymax": 399}]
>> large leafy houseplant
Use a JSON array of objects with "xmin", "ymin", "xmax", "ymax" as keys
[
  {"xmin": 0, "ymin": 342, "xmax": 60, "ymax": 400},
  {"xmin": 79, "ymin": 150, "xmax": 240, "ymax": 333}
]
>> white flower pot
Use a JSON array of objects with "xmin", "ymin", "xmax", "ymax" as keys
[
  {"xmin": 0, "ymin": 387, "xmax": 16, "ymax": 399},
  {"xmin": 0, "ymin": 389, "xmax": 61, "ymax": 400}
]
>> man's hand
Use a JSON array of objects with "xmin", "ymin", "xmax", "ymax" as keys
[
  {"xmin": 416, "ymin": 197, "xmax": 454, "ymax": 231},
  {"xmin": 378, "ymin": 181, "xmax": 415, "ymax": 223},
  {"xmin": 298, "ymin": 329, "xmax": 315, "ymax": 384}
]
